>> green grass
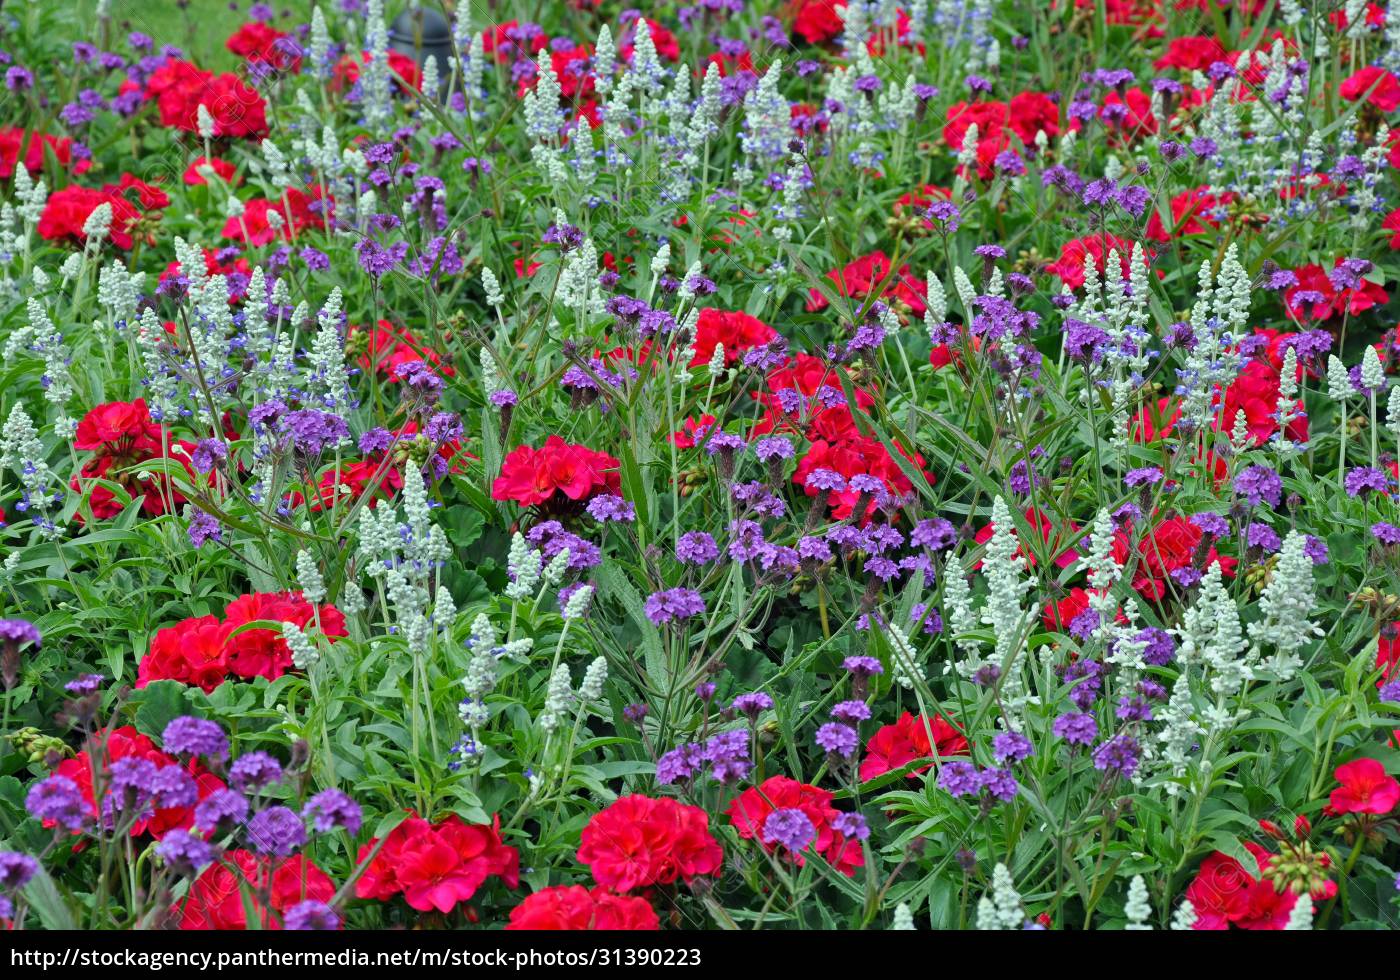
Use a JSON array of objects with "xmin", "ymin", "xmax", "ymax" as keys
[{"xmin": 106, "ymin": 0, "xmax": 315, "ymax": 69}]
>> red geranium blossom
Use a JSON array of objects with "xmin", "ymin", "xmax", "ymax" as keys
[
  {"xmin": 38, "ymin": 186, "xmax": 144, "ymax": 250},
  {"xmin": 1285, "ymin": 261, "xmax": 1389, "ymax": 321},
  {"xmin": 181, "ymin": 852, "xmax": 334, "ymax": 930},
  {"xmin": 0, "ymin": 127, "xmax": 91, "ymax": 179},
  {"xmin": 221, "ymin": 592, "xmax": 348, "ymax": 682},
  {"xmin": 226, "ymin": 21, "xmax": 300, "ymax": 72},
  {"xmin": 1185, "ymin": 842, "xmax": 1321, "ymax": 931},
  {"xmin": 492, "ymin": 436, "xmax": 621, "ymax": 508},
  {"xmin": 50, "ymin": 726, "xmax": 225, "ymax": 840},
  {"xmin": 859, "ymin": 712, "xmax": 969, "ymax": 781},
  {"xmin": 577, "ymin": 795, "xmax": 723, "ymax": 892},
  {"xmin": 357, "ymin": 320, "xmax": 455, "ymax": 381},
  {"xmin": 70, "ymin": 399, "xmax": 197, "ymax": 519},
  {"xmin": 806, "ymin": 251, "xmax": 927, "ymax": 317},
  {"xmin": 222, "ymin": 186, "xmax": 330, "ymax": 245},
  {"xmin": 973, "ymin": 506, "xmax": 1081, "ymax": 570},
  {"xmin": 356, "ymin": 813, "xmax": 519, "ymax": 913},
  {"xmin": 1112, "ymin": 518, "xmax": 1237, "ymax": 602},
  {"xmin": 690, "ymin": 308, "xmax": 778, "ymax": 367},
  {"xmin": 1340, "ymin": 66, "xmax": 1400, "ymax": 113},
  {"xmin": 1326, "ymin": 758, "xmax": 1400, "ymax": 816},
  {"xmin": 792, "ymin": 435, "xmax": 928, "ymax": 522},
  {"xmin": 1145, "ymin": 187, "xmax": 1234, "ymax": 242},
  {"xmin": 137, "ymin": 615, "xmax": 231, "ymax": 693},
  {"xmin": 1047, "ymin": 234, "xmax": 1154, "ymax": 290},
  {"xmin": 183, "ymin": 156, "xmax": 239, "ymax": 186},
  {"xmin": 792, "ymin": 0, "xmax": 845, "ymax": 44},
  {"xmin": 726, "ymin": 776, "xmax": 863, "ymax": 876},
  {"xmin": 507, "ymin": 885, "xmax": 659, "ymax": 930},
  {"xmin": 145, "ymin": 59, "xmax": 269, "ymax": 138},
  {"xmin": 332, "ymin": 49, "xmax": 422, "ymax": 92},
  {"xmin": 1153, "ymin": 35, "xmax": 1228, "ymax": 71}
]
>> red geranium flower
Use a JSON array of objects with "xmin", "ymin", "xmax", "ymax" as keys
[
  {"xmin": 183, "ymin": 156, "xmax": 239, "ymax": 186},
  {"xmin": 137, "ymin": 615, "xmax": 231, "ymax": 693},
  {"xmin": 75, "ymin": 399, "xmax": 161, "ymax": 454},
  {"xmin": 1185, "ymin": 842, "xmax": 1319, "ymax": 931},
  {"xmin": 576, "ymin": 795, "xmax": 723, "ymax": 892},
  {"xmin": 332, "ymin": 49, "xmax": 422, "ymax": 93},
  {"xmin": 1145, "ymin": 187, "xmax": 1234, "ymax": 242},
  {"xmin": 1326, "ymin": 758, "xmax": 1400, "ymax": 816},
  {"xmin": 222, "ymin": 186, "xmax": 330, "ymax": 245},
  {"xmin": 221, "ymin": 591, "xmax": 348, "ymax": 682},
  {"xmin": 973, "ymin": 506, "xmax": 1081, "ymax": 570},
  {"xmin": 727, "ymin": 776, "xmax": 863, "ymax": 876},
  {"xmin": 859, "ymin": 712, "xmax": 969, "ymax": 781},
  {"xmin": 181, "ymin": 852, "xmax": 335, "ymax": 930},
  {"xmin": 50, "ymin": 726, "xmax": 225, "ymax": 840},
  {"xmin": 792, "ymin": 0, "xmax": 845, "ymax": 44},
  {"xmin": 0, "ymin": 127, "xmax": 90, "ymax": 179},
  {"xmin": 1153, "ymin": 35, "xmax": 1228, "ymax": 71},
  {"xmin": 690, "ymin": 308, "xmax": 778, "ymax": 367},
  {"xmin": 38, "ymin": 186, "xmax": 143, "ymax": 250},
  {"xmin": 1285, "ymin": 261, "xmax": 1389, "ymax": 321},
  {"xmin": 1047, "ymin": 234, "xmax": 1154, "ymax": 290},
  {"xmin": 806, "ymin": 250, "xmax": 927, "ymax": 317},
  {"xmin": 356, "ymin": 813, "xmax": 519, "ymax": 913},
  {"xmin": 492, "ymin": 436, "xmax": 620, "ymax": 509},
  {"xmin": 507, "ymin": 885, "xmax": 659, "ymax": 930},
  {"xmin": 357, "ymin": 320, "xmax": 455, "ymax": 381},
  {"xmin": 226, "ymin": 21, "xmax": 300, "ymax": 72},
  {"xmin": 1112, "ymin": 517, "xmax": 1237, "ymax": 602},
  {"xmin": 1340, "ymin": 66, "xmax": 1400, "ymax": 113},
  {"xmin": 792, "ymin": 435, "xmax": 928, "ymax": 522}
]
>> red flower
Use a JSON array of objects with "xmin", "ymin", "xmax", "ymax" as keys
[
  {"xmin": 332, "ymin": 50, "xmax": 422, "ymax": 93},
  {"xmin": 357, "ymin": 320, "xmax": 455, "ymax": 381},
  {"xmin": 973, "ymin": 506, "xmax": 1081, "ymax": 570},
  {"xmin": 792, "ymin": 436, "xmax": 928, "ymax": 522},
  {"xmin": 1185, "ymin": 842, "xmax": 1313, "ymax": 931},
  {"xmin": 1112, "ymin": 517, "xmax": 1237, "ymax": 602},
  {"xmin": 50, "ymin": 726, "xmax": 225, "ymax": 840},
  {"xmin": 620, "ymin": 19, "xmax": 679, "ymax": 62},
  {"xmin": 507, "ymin": 885, "xmax": 659, "ymax": 930},
  {"xmin": 1326, "ymin": 758, "xmax": 1400, "ymax": 816},
  {"xmin": 145, "ymin": 59, "xmax": 269, "ymax": 139},
  {"xmin": 492, "ymin": 436, "xmax": 620, "ymax": 509},
  {"xmin": 1153, "ymin": 35, "xmax": 1228, "ymax": 71},
  {"xmin": 1047, "ymin": 234, "xmax": 1154, "ymax": 290},
  {"xmin": 689, "ymin": 308, "xmax": 778, "ymax": 367},
  {"xmin": 1285, "ymin": 261, "xmax": 1389, "ymax": 321},
  {"xmin": 137, "ymin": 615, "xmax": 231, "ymax": 693},
  {"xmin": 0, "ymin": 127, "xmax": 90, "ymax": 179},
  {"xmin": 806, "ymin": 251, "xmax": 927, "ymax": 316},
  {"xmin": 672, "ymin": 414, "xmax": 717, "ymax": 450},
  {"xmin": 1340, "ymin": 66, "xmax": 1400, "ymax": 113},
  {"xmin": 1145, "ymin": 187, "xmax": 1234, "ymax": 242},
  {"xmin": 1006, "ymin": 91, "xmax": 1060, "ymax": 147},
  {"xmin": 75, "ymin": 399, "xmax": 160, "ymax": 454},
  {"xmin": 859, "ymin": 712, "xmax": 968, "ymax": 781},
  {"xmin": 221, "ymin": 592, "xmax": 347, "ymax": 682},
  {"xmin": 222, "ymin": 186, "xmax": 330, "ymax": 245},
  {"xmin": 356, "ymin": 813, "xmax": 519, "ymax": 913},
  {"xmin": 181, "ymin": 852, "xmax": 335, "ymax": 930},
  {"xmin": 792, "ymin": 0, "xmax": 846, "ymax": 44},
  {"xmin": 727, "ymin": 776, "xmax": 863, "ymax": 876},
  {"xmin": 38, "ymin": 186, "xmax": 143, "ymax": 250},
  {"xmin": 183, "ymin": 156, "xmax": 239, "ymax": 186},
  {"xmin": 577, "ymin": 795, "xmax": 723, "ymax": 892},
  {"xmin": 226, "ymin": 21, "xmax": 300, "ymax": 72},
  {"xmin": 1042, "ymin": 587, "xmax": 1122, "ymax": 633}
]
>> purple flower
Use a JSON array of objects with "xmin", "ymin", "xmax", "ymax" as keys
[
  {"xmin": 1373, "ymin": 522, "xmax": 1400, "ymax": 545},
  {"xmin": 1379, "ymin": 679, "xmax": 1400, "ymax": 703},
  {"xmin": 194, "ymin": 789, "xmax": 248, "ymax": 836},
  {"xmin": 1052, "ymin": 712, "xmax": 1098, "ymax": 746},
  {"xmin": 656, "ymin": 743, "xmax": 707, "ymax": 785},
  {"xmin": 843, "ymin": 655, "xmax": 883, "ymax": 677},
  {"xmin": 675, "ymin": 531, "xmax": 720, "ymax": 565},
  {"xmin": 832, "ymin": 811, "xmax": 869, "ymax": 841},
  {"xmin": 804, "ymin": 468, "xmax": 847, "ymax": 492},
  {"xmin": 643, "ymin": 587, "xmax": 705, "ymax": 625},
  {"xmin": 992, "ymin": 731, "xmax": 1034, "ymax": 764},
  {"xmin": 761, "ymin": 808, "xmax": 816, "ymax": 853},
  {"xmin": 1345, "ymin": 466, "xmax": 1392, "ymax": 498},
  {"xmin": 26, "ymin": 775, "xmax": 88, "ymax": 831},
  {"xmin": 1245, "ymin": 522, "xmax": 1281, "ymax": 554},
  {"xmin": 155, "ymin": 830, "xmax": 216, "ymax": 877},
  {"xmin": 732, "ymin": 691, "xmax": 773, "ymax": 718},
  {"xmin": 1234, "ymin": 464, "xmax": 1282, "ymax": 507},
  {"xmin": 228, "ymin": 752, "xmax": 284, "ymax": 793},
  {"xmin": 586, "ymin": 494, "xmax": 635, "ymax": 523},
  {"xmin": 752, "ymin": 436, "xmax": 794, "ymax": 462},
  {"xmin": 1190, "ymin": 512, "xmax": 1229, "ymax": 537},
  {"xmin": 0, "ymin": 619, "xmax": 40, "ymax": 648},
  {"xmin": 64, "ymin": 673, "xmax": 103, "ymax": 695},
  {"xmin": 1137, "ymin": 627, "xmax": 1176, "ymax": 666},
  {"xmin": 1091, "ymin": 733, "xmax": 1141, "ymax": 779},
  {"xmin": 302, "ymin": 789, "xmax": 362, "ymax": 836},
  {"xmin": 938, "ymin": 760, "xmax": 982, "ymax": 797},
  {"xmin": 0, "ymin": 852, "xmax": 39, "ymax": 891},
  {"xmin": 162, "ymin": 716, "xmax": 229, "ymax": 760},
  {"xmin": 816, "ymin": 723, "xmax": 859, "ymax": 757},
  {"xmin": 831, "ymin": 700, "xmax": 871, "ymax": 724},
  {"xmin": 246, "ymin": 806, "xmax": 307, "ymax": 857},
  {"xmin": 978, "ymin": 767, "xmax": 1019, "ymax": 803},
  {"xmin": 283, "ymin": 899, "xmax": 340, "ymax": 930},
  {"xmin": 281, "ymin": 410, "xmax": 349, "ymax": 456},
  {"xmin": 188, "ymin": 509, "xmax": 222, "ymax": 548}
]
